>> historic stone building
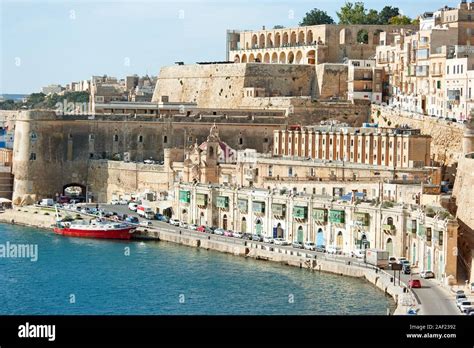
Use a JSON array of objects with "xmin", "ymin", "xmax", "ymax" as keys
[
  {"xmin": 274, "ymin": 123, "xmax": 431, "ymax": 169},
  {"xmin": 227, "ymin": 24, "xmax": 416, "ymax": 65},
  {"xmin": 174, "ymin": 182, "xmax": 458, "ymax": 283}
]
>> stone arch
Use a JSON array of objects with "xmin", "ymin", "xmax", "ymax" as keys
[
  {"xmin": 282, "ymin": 32, "xmax": 289, "ymax": 46},
  {"xmin": 255, "ymin": 218, "xmax": 263, "ymax": 235},
  {"xmin": 295, "ymin": 51, "xmax": 303, "ymax": 64},
  {"xmin": 339, "ymin": 28, "xmax": 352, "ymax": 44},
  {"xmin": 275, "ymin": 32, "xmax": 281, "ymax": 47},
  {"xmin": 296, "ymin": 225, "xmax": 304, "ymax": 242},
  {"xmin": 259, "ymin": 33, "xmax": 265, "ymax": 48},
  {"xmin": 234, "ymin": 54, "xmax": 240, "ymax": 63},
  {"xmin": 307, "ymin": 30, "xmax": 314, "ymax": 45},
  {"xmin": 223, "ymin": 214, "xmax": 228, "ymax": 230},
  {"xmin": 241, "ymin": 54, "xmax": 248, "ymax": 63},
  {"xmin": 256, "ymin": 53, "xmax": 263, "ymax": 63},
  {"xmin": 287, "ymin": 51, "xmax": 295, "ymax": 64},
  {"xmin": 271, "ymin": 52, "xmax": 278, "ymax": 63},
  {"xmin": 386, "ymin": 237, "xmax": 393, "ymax": 255},
  {"xmin": 357, "ymin": 29, "xmax": 369, "ymax": 44},
  {"xmin": 336, "ymin": 231, "xmax": 343, "ymax": 248},
  {"xmin": 251, "ymin": 34, "xmax": 258, "ymax": 48},
  {"xmin": 263, "ymin": 52, "xmax": 270, "ymax": 63},
  {"xmin": 276, "ymin": 222, "xmax": 284, "ymax": 238},
  {"xmin": 290, "ymin": 31, "xmax": 297, "ymax": 45},
  {"xmin": 241, "ymin": 217, "xmax": 247, "ymax": 233},
  {"xmin": 298, "ymin": 31, "xmax": 305, "ymax": 45},
  {"xmin": 307, "ymin": 49, "xmax": 316, "ymax": 65},
  {"xmin": 279, "ymin": 51, "xmax": 286, "ymax": 63},
  {"xmin": 249, "ymin": 53, "xmax": 256, "ymax": 62},
  {"xmin": 373, "ymin": 29, "xmax": 383, "ymax": 45},
  {"xmin": 266, "ymin": 33, "xmax": 273, "ymax": 47}
]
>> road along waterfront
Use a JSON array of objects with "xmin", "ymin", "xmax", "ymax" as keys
[{"xmin": 0, "ymin": 204, "xmax": 452, "ymax": 315}]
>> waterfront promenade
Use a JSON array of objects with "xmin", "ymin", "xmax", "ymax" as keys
[{"xmin": 0, "ymin": 204, "xmax": 462, "ymax": 315}]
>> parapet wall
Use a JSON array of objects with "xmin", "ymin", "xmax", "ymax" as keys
[{"xmin": 371, "ymin": 105, "xmax": 464, "ymax": 165}]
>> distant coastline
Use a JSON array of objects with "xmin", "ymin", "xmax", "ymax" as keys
[{"xmin": 0, "ymin": 94, "xmax": 29, "ymax": 101}]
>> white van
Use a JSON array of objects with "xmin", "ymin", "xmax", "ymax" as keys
[
  {"xmin": 40, "ymin": 198, "xmax": 54, "ymax": 207},
  {"xmin": 128, "ymin": 202, "xmax": 138, "ymax": 211}
]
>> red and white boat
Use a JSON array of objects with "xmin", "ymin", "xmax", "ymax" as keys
[{"xmin": 54, "ymin": 219, "xmax": 136, "ymax": 240}]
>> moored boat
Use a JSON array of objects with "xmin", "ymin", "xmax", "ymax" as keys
[{"xmin": 54, "ymin": 220, "xmax": 136, "ymax": 240}]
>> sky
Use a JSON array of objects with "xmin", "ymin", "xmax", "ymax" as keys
[{"xmin": 0, "ymin": 0, "xmax": 457, "ymax": 94}]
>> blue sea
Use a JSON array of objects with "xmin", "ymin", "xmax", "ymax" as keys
[
  {"xmin": 0, "ymin": 223, "xmax": 394, "ymax": 315},
  {"xmin": 0, "ymin": 94, "xmax": 28, "ymax": 101}
]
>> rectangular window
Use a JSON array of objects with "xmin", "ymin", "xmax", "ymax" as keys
[{"xmin": 29, "ymin": 153, "xmax": 36, "ymax": 161}]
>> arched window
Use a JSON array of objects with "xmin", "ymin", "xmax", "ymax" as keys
[
  {"xmin": 163, "ymin": 135, "xmax": 168, "ymax": 144},
  {"xmin": 113, "ymin": 134, "xmax": 118, "ymax": 142},
  {"xmin": 138, "ymin": 135, "xmax": 143, "ymax": 143},
  {"xmin": 223, "ymin": 214, "xmax": 228, "ymax": 230},
  {"xmin": 209, "ymin": 146, "xmax": 214, "ymax": 157},
  {"xmin": 387, "ymin": 217, "xmax": 394, "ymax": 225}
]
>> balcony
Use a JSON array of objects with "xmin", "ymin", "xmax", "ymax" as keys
[{"xmin": 382, "ymin": 224, "xmax": 396, "ymax": 234}]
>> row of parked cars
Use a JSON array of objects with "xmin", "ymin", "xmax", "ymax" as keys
[
  {"xmin": 455, "ymin": 290, "xmax": 474, "ymax": 315},
  {"xmin": 166, "ymin": 219, "xmax": 331, "ymax": 251}
]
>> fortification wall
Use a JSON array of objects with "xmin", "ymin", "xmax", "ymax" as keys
[
  {"xmin": 453, "ymin": 155, "xmax": 474, "ymax": 231},
  {"xmin": 152, "ymin": 63, "xmax": 315, "ymax": 109},
  {"xmin": 371, "ymin": 105, "xmax": 464, "ymax": 165}
]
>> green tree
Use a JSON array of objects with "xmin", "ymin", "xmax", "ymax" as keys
[
  {"xmin": 379, "ymin": 6, "xmax": 400, "ymax": 24},
  {"xmin": 300, "ymin": 8, "xmax": 335, "ymax": 26},
  {"xmin": 337, "ymin": 2, "xmax": 369, "ymax": 25},
  {"xmin": 388, "ymin": 15, "xmax": 413, "ymax": 25}
]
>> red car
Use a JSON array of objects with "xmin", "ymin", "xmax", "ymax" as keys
[
  {"xmin": 409, "ymin": 279, "xmax": 422, "ymax": 288},
  {"xmin": 197, "ymin": 225, "xmax": 209, "ymax": 233}
]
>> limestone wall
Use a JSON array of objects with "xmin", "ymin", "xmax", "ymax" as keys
[
  {"xmin": 152, "ymin": 63, "xmax": 315, "ymax": 109},
  {"xmin": 452, "ymin": 155, "xmax": 474, "ymax": 230},
  {"xmin": 371, "ymin": 105, "xmax": 464, "ymax": 165}
]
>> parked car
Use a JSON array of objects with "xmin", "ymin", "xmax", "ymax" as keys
[
  {"xmin": 388, "ymin": 256, "xmax": 397, "ymax": 265},
  {"xmin": 189, "ymin": 224, "xmax": 198, "ymax": 230},
  {"xmin": 398, "ymin": 257, "xmax": 408, "ymax": 264},
  {"xmin": 455, "ymin": 290, "xmax": 465, "ymax": 296},
  {"xmin": 315, "ymin": 245, "xmax": 326, "ymax": 253},
  {"xmin": 179, "ymin": 221, "xmax": 188, "ymax": 229},
  {"xmin": 326, "ymin": 245, "xmax": 342, "ymax": 255},
  {"xmin": 304, "ymin": 242, "xmax": 316, "ymax": 251},
  {"xmin": 420, "ymin": 271, "xmax": 435, "ymax": 279},
  {"xmin": 242, "ymin": 233, "xmax": 253, "ymax": 240},
  {"xmin": 459, "ymin": 301, "xmax": 474, "ymax": 313},
  {"xmin": 214, "ymin": 228, "xmax": 225, "ymax": 235},
  {"xmin": 263, "ymin": 236, "xmax": 274, "ymax": 243},
  {"xmin": 125, "ymin": 216, "xmax": 139, "ymax": 224},
  {"xmin": 274, "ymin": 238, "xmax": 289, "ymax": 246},
  {"xmin": 232, "ymin": 231, "xmax": 243, "ymax": 238},
  {"xmin": 292, "ymin": 241, "xmax": 304, "ymax": 249},
  {"xmin": 160, "ymin": 216, "xmax": 169, "ymax": 223},
  {"xmin": 351, "ymin": 249, "xmax": 366, "ymax": 258},
  {"xmin": 119, "ymin": 199, "xmax": 128, "ymax": 205},
  {"xmin": 139, "ymin": 221, "xmax": 152, "ymax": 227},
  {"xmin": 128, "ymin": 203, "xmax": 138, "ymax": 211},
  {"xmin": 169, "ymin": 218, "xmax": 180, "ymax": 226},
  {"xmin": 456, "ymin": 295, "xmax": 467, "ymax": 307},
  {"xmin": 252, "ymin": 234, "xmax": 263, "ymax": 242},
  {"xmin": 110, "ymin": 199, "xmax": 120, "ymax": 205},
  {"xmin": 409, "ymin": 279, "xmax": 422, "ymax": 288},
  {"xmin": 224, "ymin": 230, "xmax": 233, "ymax": 237},
  {"xmin": 197, "ymin": 225, "xmax": 210, "ymax": 233},
  {"xmin": 402, "ymin": 264, "xmax": 411, "ymax": 275}
]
